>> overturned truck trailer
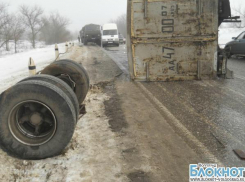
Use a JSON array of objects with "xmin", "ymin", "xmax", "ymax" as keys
[{"xmin": 127, "ymin": 0, "xmax": 239, "ymax": 81}]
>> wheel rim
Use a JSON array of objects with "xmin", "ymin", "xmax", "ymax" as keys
[
  {"xmin": 8, "ymin": 100, "xmax": 57, "ymax": 146},
  {"xmin": 57, "ymin": 74, "xmax": 76, "ymax": 91}
]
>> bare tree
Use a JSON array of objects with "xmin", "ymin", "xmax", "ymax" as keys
[
  {"xmin": 0, "ymin": 3, "xmax": 11, "ymax": 48},
  {"xmin": 40, "ymin": 12, "xmax": 71, "ymax": 45},
  {"xmin": 230, "ymin": 5, "xmax": 245, "ymax": 28},
  {"xmin": 12, "ymin": 16, "xmax": 25, "ymax": 53},
  {"xmin": 39, "ymin": 16, "xmax": 50, "ymax": 44},
  {"xmin": 2, "ymin": 14, "xmax": 14, "ymax": 51},
  {"xmin": 110, "ymin": 14, "xmax": 127, "ymax": 37},
  {"xmin": 0, "ymin": 3, "xmax": 9, "ymax": 32},
  {"xmin": 19, "ymin": 5, "xmax": 44, "ymax": 48}
]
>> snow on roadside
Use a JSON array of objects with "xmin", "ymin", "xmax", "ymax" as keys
[
  {"xmin": 0, "ymin": 43, "xmax": 68, "ymax": 93},
  {"xmin": 0, "ymin": 89, "xmax": 126, "ymax": 182},
  {"xmin": 0, "ymin": 41, "xmax": 46, "ymax": 56}
]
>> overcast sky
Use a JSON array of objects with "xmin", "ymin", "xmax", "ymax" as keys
[
  {"xmin": 4, "ymin": 0, "xmax": 244, "ymax": 32},
  {"xmin": 6, "ymin": 0, "xmax": 127, "ymax": 32}
]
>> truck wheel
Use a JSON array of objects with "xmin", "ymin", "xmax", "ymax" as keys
[
  {"xmin": 224, "ymin": 46, "xmax": 232, "ymax": 58},
  {"xmin": 97, "ymin": 40, "xmax": 101, "ymax": 46},
  {"xmin": 41, "ymin": 59, "xmax": 89, "ymax": 104},
  {"xmin": 19, "ymin": 75, "xmax": 79, "ymax": 121},
  {"xmin": 0, "ymin": 80, "xmax": 76, "ymax": 159}
]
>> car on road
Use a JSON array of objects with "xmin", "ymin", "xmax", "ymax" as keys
[
  {"xmin": 119, "ymin": 34, "xmax": 126, "ymax": 44},
  {"xmin": 102, "ymin": 23, "xmax": 119, "ymax": 47},
  {"xmin": 225, "ymin": 31, "xmax": 245, "ymax": 57}
]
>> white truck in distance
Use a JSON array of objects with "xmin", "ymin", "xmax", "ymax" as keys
[{"xmin": 102, "ymin": 23, "xmax": 119, "ymax": 47}]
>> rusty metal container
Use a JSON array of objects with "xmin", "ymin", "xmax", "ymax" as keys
[{"xmin": 127, "ymin": 0, "xmax": 219, "ymax": 81}]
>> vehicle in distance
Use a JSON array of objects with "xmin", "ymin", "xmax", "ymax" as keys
[
  {"xmin": 102, "ymin": 23, "xmax": 119, "ymax": 47},
  {"xmin": 119, "ymin": 34, "xmax": 126, "ymax": 44},
  {"xmin": 80, "ymin": 24, "xmax": 101, "ymax": 46},
  {"xmin": 225, "ymin": 31, "xmax": 245, "ymax": 58}
]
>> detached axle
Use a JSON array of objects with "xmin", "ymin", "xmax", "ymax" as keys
[{"xmin": 0, "ymin": 59, "xmax": 89, "ymax": 159}]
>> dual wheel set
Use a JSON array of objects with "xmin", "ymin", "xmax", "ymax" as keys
[{"xmin": 0, "ymin": 59, "xmax": 89, "ymax": 159}]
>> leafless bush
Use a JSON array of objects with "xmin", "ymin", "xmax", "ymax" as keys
[
  {"xmin": 40, "ymin": 12, "xmax": 71, "ymax": 45},
  {"xmin": 20, "ymin": 5, "xmax": 44, "ymax": 48}
]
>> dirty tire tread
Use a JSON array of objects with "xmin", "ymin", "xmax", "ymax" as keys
[
  {"xmin": 0, "ymin": 80, "xmax": 76, "ymax": 160},
  {"xmin": 19, "ymin": 75, "xmax": 79, "ymax": 121},
  {"xmin": 41, "ymin": 59, "xmax": 89, "ymax": 104}
]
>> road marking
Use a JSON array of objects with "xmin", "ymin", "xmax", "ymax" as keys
[{"xmin": 136, "ymin": 82, "xmax": 223, "ymax": 165}]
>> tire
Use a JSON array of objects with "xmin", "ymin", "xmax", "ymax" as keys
[
  {"xmin": 41, "ymin": 59, "xmax": 89, "ymax": 104},
  {"xmin": 97, "ymin": 40, "xmax": 101, "ymax": 46},
  {"xmin": 84, "ymin": 40, "xmax": 87, "ymax": 45},
  {"xmin": 225, "ymin": 46, "xmax": 232, "ymax": 58},
  {"xmin": 0, "ymin": 80, "xmax": 76, "ymax": 159},
  {"xmin": 19, "ymin": 75, "xmax": 79, "ymax": 121}
]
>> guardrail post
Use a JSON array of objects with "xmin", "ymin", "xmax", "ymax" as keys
[
  {"xmin": 66, "ymin": 42, "xmax": 68, "ymax": 52},
  {"xmin": 55, "ymin": 44, "xmax": 59, "ymax": 61},
  {"xmin": 28, "ymin": 57, "xmax": 36, "ymax": 76}
]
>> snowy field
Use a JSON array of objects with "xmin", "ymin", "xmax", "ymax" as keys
[
  {"xmin": 0, "ymin": 40, "xmax": 46, "ymax": 56},
  {"xmin": 0, "ymin": 42, "xmax": 69, "ymax": 93}
]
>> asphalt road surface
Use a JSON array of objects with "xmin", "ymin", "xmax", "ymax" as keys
[{"xmin": 104, "ymin": 44, "xmax": 245, "ymax": 170}]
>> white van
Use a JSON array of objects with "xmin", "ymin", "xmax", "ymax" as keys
[{"xmin": 102, "ymin": 23, "xmax": 119, "ymax": 47}]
